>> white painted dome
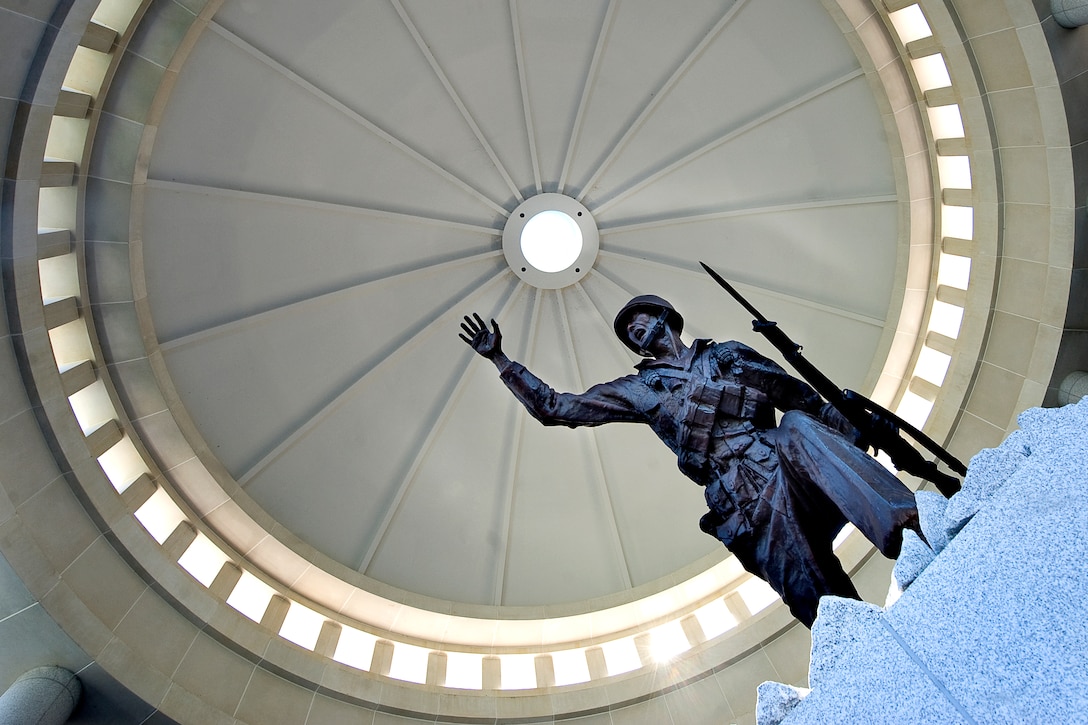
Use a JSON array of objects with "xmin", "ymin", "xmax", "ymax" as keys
[{"xmin": 142, "ymin": 0, "xmax": 897, "ymax": 607}]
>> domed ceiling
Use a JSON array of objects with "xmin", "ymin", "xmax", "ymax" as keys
[
  {"xmin": 140, "ymin": 0, "xmax": 898, "ymax": 607},
  {"xmin": 5, "ymin": 0, "xmax": 1081, "ymax": 719}
]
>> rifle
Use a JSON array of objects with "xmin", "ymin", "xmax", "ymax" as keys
[{"xmin": 700, "ymin": 261, "xmax": 965, "ymax": 498}]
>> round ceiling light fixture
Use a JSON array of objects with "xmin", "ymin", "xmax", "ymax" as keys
[
  {"xmin": 521, "ymin": 210, "xmax": 582, "ymax": 272},
  {"xmin": 503, "ymin": 193, "xmax": 599, "ymax": 289}
]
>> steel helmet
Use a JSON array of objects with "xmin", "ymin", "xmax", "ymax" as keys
[{"xmin": 613, "ymin": 295, "xmax": 684, "ymax": 354}]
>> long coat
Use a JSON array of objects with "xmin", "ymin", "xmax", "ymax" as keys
[{"xmin": 496, "ymin": 339, "xmax": 918, "ymax": 626}]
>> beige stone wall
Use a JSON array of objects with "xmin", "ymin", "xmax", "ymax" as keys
[
  {"xmin": 1037, "ymin": 1, "xmax": 1088, "ymax": 403},
  {"xmin": 0, "ymin": 0, "xmax": 1081, "ymax": 723}
]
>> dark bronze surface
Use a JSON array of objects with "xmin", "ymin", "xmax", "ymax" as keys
[
  {"xmin": 460, "ymin": 301, "xmax": 924, "ymax": 628},
  {"xmin": 699, "ymin": 261, "xmax": 964, "ymax": 496}
]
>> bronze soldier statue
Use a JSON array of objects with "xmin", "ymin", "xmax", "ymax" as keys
[{"xmin": 459, "ymin": 296, "xmax": 921, "ymax": 627}]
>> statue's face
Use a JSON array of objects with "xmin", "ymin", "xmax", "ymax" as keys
[{"xmin": 626, "ymin": 311, "xmax": 662, "ymax": 354}]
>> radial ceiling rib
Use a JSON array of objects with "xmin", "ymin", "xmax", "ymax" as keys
[
  {"xmin": 510, "ymin": 0, "xmax": 542, "ymax": 194},
  {"xmin": 391, "ymin": 0, "xmax": 524, "ymax": 204},
  {"xmin": 584, "ymin": 266, "xmax": 702, "ymax": 351},
  {"xmin": 591, "ymin": 68, "xmax": 864, "ymax": 216},
  {"xmin": 209, "ymin": 22, "xmax": 507, "ymax": 216},
  {"xmin": 159, "ymin": 249, "xmax": 505, "ymax": 352},
  {"xmin": 495, "ymin": 286, "xmax": 542, "ymax": 604},
  {"xmin": 575, "ymin": 0, "xmax": 748, "ymax": 204},
  {"xmin": 145, "ymin": 179, "xmax": 501, "ymax": 235},
  {"xmin": 571, "ymin": 279, "xmax": 630, "ymax": 367},
  {"xmin": 599, "ymin": 194, "xmax": 898, "ymax": 234},
  {"xmin": 557, "ymin": 0, "xmax": 616, "ymax": 196},
  {"xmin": 237, "ymin": 268, "xmax": 514, "ymax": 488},
  {"xmin": 561, "ymin": 284, "xmax": 633, "ymax": 589},
  {"xmin": 577, "ymin": 272, "xmax": 641, "ymax": 363},
  {"xmin": 598, "ymin": 249, "xmax": 885, "ymax": 327},
  {"xmin": 591, "ymin": 265, "xmax": 721, "ymax": 351},
  {"xmin": 358, "ymin": 280, "xmax": 526, "ymax": 574}
]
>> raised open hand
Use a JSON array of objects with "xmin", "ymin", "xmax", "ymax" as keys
[{"xmin": 459, "ymin": 313, "xmax": 502, "ymax": 359}]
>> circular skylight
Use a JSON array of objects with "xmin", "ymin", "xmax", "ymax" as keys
[
  {"xmin": 521, "ymin": 210, "xmax": 583, "ymax": 272},
  {"xmin": 502, "ymin": 194, "xmax": 599, "ymax": 289}
]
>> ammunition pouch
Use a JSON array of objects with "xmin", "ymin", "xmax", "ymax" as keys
[{"xmin": 677, "ymin": 379, "xmax": 769, "ymax": 478}]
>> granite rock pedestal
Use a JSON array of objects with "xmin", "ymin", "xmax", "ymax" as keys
[{"xmin": 757, "ymin": 399, "xmax": 1088, "ymax": 724}]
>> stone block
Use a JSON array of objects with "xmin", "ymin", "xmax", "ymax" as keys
[
  {"xmin": 0, "ymin": 604, "xmax": 92, "ymax": 691},
  {"xmin": 0, "ymin": 550, "xmax": 34, "ymax": 620},
  {"xmin": 91, "ymin": 301, "xmax": 147, "ymax": 363},
  {"xmin": 84, "ymin": 178, "xmax": 133, "ymax": 243},
  {"xmin": 764, "ymin": 401, "xmax": 1088, "ymax": 724},
  {"xmin": 715, "ymin": 647, "xmax": 780, "ymax": 719},
  {"xmin": 107, "ymin": 357, "xmax": 168, "ymax": 421},
  {"xmin": 608, "ymin": 695, "xmax": 673, "ymax": 725},
  {"xmin": 60, "ymin": 536, "xmax": 147, "ymax": 632},
  {"xmin": 155, "ymin": 683, "xmax": 235, "ymax": 725},
  {"xmin": 85, "ymin": 240, "xmax": 135, "ymax": 303},
  {"xmin": 17, "ymin": 475, "xmax": 99, "ymax": 572},
  {"xmin": 915, "ymin": 491, "xmax": 950, "ymax": 553},
  {"xmin": 779, "ymin": 598, "xmax": 967, "ymax": 723},
  {"xmin": 756, "ymin": 681, "xmax": 808, "ymax": 725},
  {"xmin": 172, "ymin": 633, "xmax": 255, "ymax": 716},
  {"xmin": 0, "ymin": 408, "xmax": 65, "ymax": 508},
  {"xmin": 79, "ymin": 21, "xmax": 116, "ymax": 53},
  {"xmin": 307, "ymin": 693, "xmax": 377, "ymax": 725},
  {"xmin": 126, "ymin": 0, "xmax": 199, "ymax": 68},
  {"xmin": 101, "ymin": 53, "xmax": 165, "ymax": 126},
  {"xmin": 0, "ymin": 9, "xmax": 48, "ymax": 101},
  {"xmin": 944, "ymin": 430, "xmax": 1030, "ymax": 536},
  {"xmin": 93, "ymin": 639, "xmax": 170, "ymax": 716},
  {"xmin": 131, "ymin": 410, "xmax": 194, "ymax": 472},
  {"xmin": 891, "ymin": 530, "xmax": 933, "ymax": 592},
  {"xmin": 885, "ymin": 409, "xmax": 1088, "ymax": 723},
  {"xmin": 760, "ymin": 621, "xmax": 812, "ymax": 687},
  {"xmin": 662, "ymin": 671, "xmax": 735, "ymax": 724},
  {"xmin": 233, "ymin": 666, "xmax": 315, "ymax": 725}
]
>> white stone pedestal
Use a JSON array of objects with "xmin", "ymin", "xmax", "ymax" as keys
[{"xmin": 757, "ymin": 399, "xmax": 1088, "ymax": 724}]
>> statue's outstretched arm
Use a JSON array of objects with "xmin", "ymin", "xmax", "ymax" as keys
[{"xmin": 459, "ymin": 313, "xmax": 644, "ymax": 428}]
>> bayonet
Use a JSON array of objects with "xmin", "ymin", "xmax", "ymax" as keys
[{"xmin": 700, "ymin": 261, "xmax": 965, "ymax": 497}]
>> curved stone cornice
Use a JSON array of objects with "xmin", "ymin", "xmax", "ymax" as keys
[{"xmin": 0, "ymin": 0, "xmax": 1073, "ymax": 721}]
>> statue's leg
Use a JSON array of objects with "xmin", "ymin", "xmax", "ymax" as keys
[
  {"xmin": 775, "ymin": 410, "xmax": 919, "ymax": 559},
  {"xmin": 723, "ymin": 483, "xmax": 859, "ymax": 628},
  {"xmin": 730, "ymin": 512, "xmax": 859, "ymax": 628}
]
